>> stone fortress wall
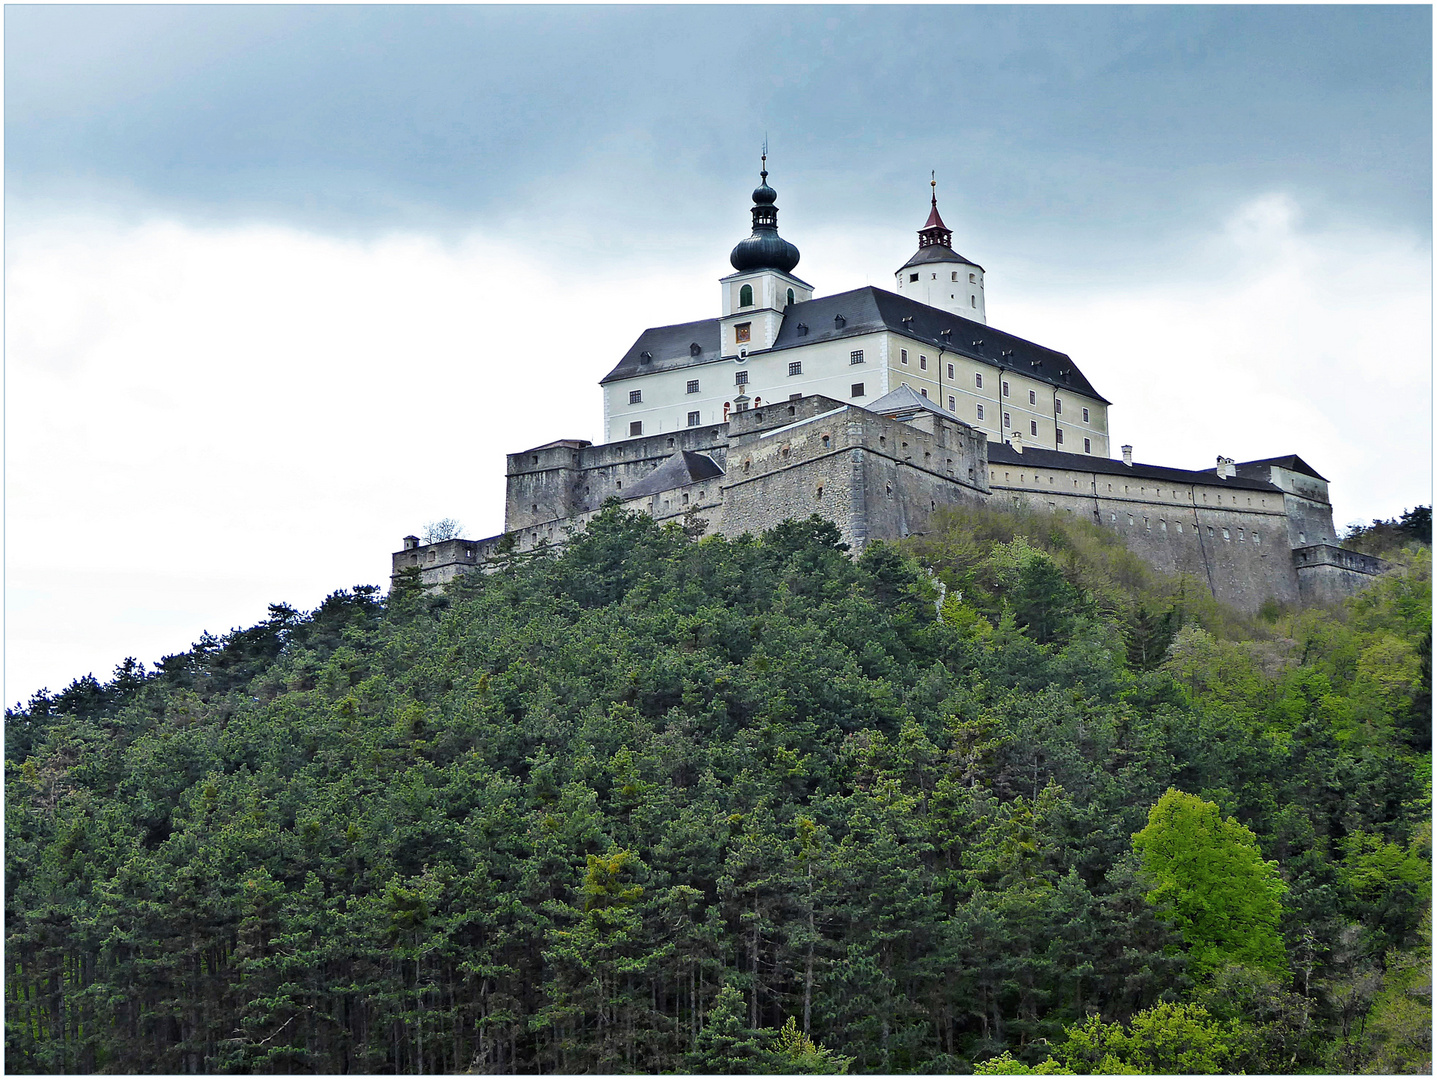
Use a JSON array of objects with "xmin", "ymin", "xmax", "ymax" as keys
[{"xmin": 394, "ymin": 394, "xmax": 1386, "ymax": 613}]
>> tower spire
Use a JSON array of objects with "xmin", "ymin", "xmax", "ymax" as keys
[
  {"xmin": 919, "ymin": 172, "xmax": 952, "ymax": 248},
  {"xmin": 728, "ymin": 150, "xmax": 800, "ymax": 274}
]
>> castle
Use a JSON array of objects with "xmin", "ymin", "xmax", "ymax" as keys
[{"xmin": 393, "ymin": 162, "xmax": 1385, "ymax": 612}]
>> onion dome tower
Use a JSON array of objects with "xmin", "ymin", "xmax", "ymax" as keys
[
  {"xmin": 719, "ymin": 151, "xmax": 813, "ymax": 355},
  {"xmin": 895, "ymin": 174, "xmax": 986, "ymax": 324},
  {"xmin": 729, "ymin": 157, "xmax": 801, "ymax": 274}
]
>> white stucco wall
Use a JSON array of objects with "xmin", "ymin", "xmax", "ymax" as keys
[{"xmin": 894, "ymin": 258, "xmax": 986, "ymax": 324}]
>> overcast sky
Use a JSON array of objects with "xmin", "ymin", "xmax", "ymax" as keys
[{"xmin": 7, "ymin": 5, "xmax": 1432, "ymax": 704}]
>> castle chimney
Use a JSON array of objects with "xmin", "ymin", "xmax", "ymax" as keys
[
  {"xmin": 1010, "ymin": 430, "xmax": 1023, "ymax": 454},
  {"xmin": 1216, "ymin": 455, "xmax": 1236, "ymax": 479},
  {"xmin": 403, "ymin": 535, "xmax": 420, "ymax": 551},
  {"xmin": 1121, "ymin": 445, "xmax": 1133, "ymax": 467}
]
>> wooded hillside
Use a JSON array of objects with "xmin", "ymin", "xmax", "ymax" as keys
[{"xmin": 6, "ymin": 504, "xmax": 1430, "ymax": 1073}]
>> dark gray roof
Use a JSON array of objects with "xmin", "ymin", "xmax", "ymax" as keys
[
  {"xmin": 1235, "ymin": 455, "xmax": 1328, "ymax": 482},
  {"xmin": 601, "ymin": 318, "xmax": 722, "ymax": 385},
  {"xmin": 987, "ymin": 442, "xmax": 1283, "ymax": 493},
  {"xmin": 623, "ymin": 450, "xmax": 725, "ymax": 499},
  {"xmin": 768, "ymin": 286, "xmax": 1109, "ymax": 403},
  {"xmin": 867, "ymin": 383, "xmax": 965, "ymax": 424},
  {"xmin": 899, "ymin": 245, "xmax": 984, "ymax": 272}
]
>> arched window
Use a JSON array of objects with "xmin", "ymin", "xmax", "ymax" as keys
[
  {"xmin": 786, "ymin": 288, "xmax": 795, "ymax": 307},
  {"xmin": 739, "ymin": 284, "xmax": 753, "ymax": 307}
]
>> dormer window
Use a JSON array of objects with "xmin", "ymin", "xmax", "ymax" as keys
[{"xmin": 739, "ymin": 284, "xmax": 753, "ymax": 307}]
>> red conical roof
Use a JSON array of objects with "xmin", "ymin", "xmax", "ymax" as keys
[{"xmin": 922, "ymin": 196, "xmax": 948, "ymax": 233}]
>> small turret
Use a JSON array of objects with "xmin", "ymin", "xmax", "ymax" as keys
[{"xmin": 895, "ymin": 174, "xmax": 986, "ymax": 324}]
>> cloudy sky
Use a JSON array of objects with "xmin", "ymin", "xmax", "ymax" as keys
[{"xmin": 7, "ymin": 5, "xmax": 1432, "ymax": 704}]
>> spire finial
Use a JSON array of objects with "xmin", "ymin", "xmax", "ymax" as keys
[
  {"xmin": 761, "ymin": 135, "xmax": 769, "ymax": 181},
  {"xmin": 931, "ymin": 170, "xmax": 937, "ymax": 206}
]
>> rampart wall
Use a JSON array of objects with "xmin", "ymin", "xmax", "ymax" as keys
[{"xmin": 396, "ymin": 395, "xmax": 1384, "ymax": 613}]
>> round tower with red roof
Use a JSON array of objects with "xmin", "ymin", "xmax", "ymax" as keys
[{"xmin": 894, "ymin": 175, "xmax": 986, "ymax": 324}]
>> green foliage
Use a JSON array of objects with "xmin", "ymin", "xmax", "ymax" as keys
[
  {"xmin": 1055, "ymin": 1001, "xmax": 1252, "ymax": 1074},
  {"xmin": 1343, "ymin": 505, "xmax": 1432, "ymax": 557},
  {"xmin": 5, "ymin": 502, "xmax": 1429, "ymax": 1073},
  {"xmin": 770, "ymin": 1015, "xmax": 854, "ymax": 1073},
  {"xmin": 1133, "ymin": 789, "xmax": 1288, "ymax": 977},
  {"xmin": 688, "ymin": 983, "xmax": 769, "ymax": 1073}
]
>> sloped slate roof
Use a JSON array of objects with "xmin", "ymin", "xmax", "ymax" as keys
[
  {"xmin": 986, "ymin": 442, "xmax": 1284, "ymax": 493},
  {"xmin": 623, "ymin": 450, "xmax": 725, "ymax": 500},
  {"xmin": 899, "ymin": 245, "xmax": 984, "ymax": 271},
  {"xmin": 867, "ymin": 383, "xmax": 966, "ymax": 424},
  {"xmin": 1235, "ymin": 455, "xmax": 1328, "ymax": 482},
  {"xmin": 600, "ymin": 317, "xmax": 722, "ymax": 385},
  {"xmin": 600, "ymin": 287, "xmax": 1104, "ymax": 404},
  {"xmin": 768, "ymin": 287, "xmax": 1108, "ymax": 403}
]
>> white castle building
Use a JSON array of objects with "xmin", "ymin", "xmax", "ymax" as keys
[
  {"xmin": 599, "ymin": 165, "xmax": 1110, "ymax": 459},
  {"xmin": 394, "ymin": 161, "xmax": 1385, "ymax": 612}
]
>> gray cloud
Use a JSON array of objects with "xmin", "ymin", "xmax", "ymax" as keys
[{"xmin": 8, "ymin": 5, "xmax": 1431, "ymax": 252}]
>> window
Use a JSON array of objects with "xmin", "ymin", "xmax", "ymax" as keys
[
  {"xmin": 735, "ymin": 370, "xmax": 749, "ymax": 385},
  {"xmin": 948, "ymin": 396, "xmax": 956, "ymax": 411},
  {"xmin": 1003, "ymin": 412, "xmax": 1011, "ymax": 428},
  {"xmin": 739, "ymin": 284, "xmax": 753, "ymax": 307},
  {"xmin": 1056, "ymin": 427, "xmax": 1064, "ymax": 444},
  {"xmin": 1082, "ymin": 407, "xmax": 1090, "ymax": 423},
  {"xmin": 947, "ymin": 363, "xmax": 955, "ymax": 379},
  {"xmin": 788, "ymin": 361, "xmax": 802, "ymax": 376},
  {"xmin": 687, "ymin": 379, "xmax": 699, "ymax": 394},
  {"xmin": 687, "ymin": 411, "xmax": 700, "ymax": 427},
  {"xmin": 1222, "ymin": 528, "xmax": 1231, "ymax": 541},
  {"xmin": 629, "ymin": 421, "xmax": 643, "ymax": 437},
  {"xmin": 1253, "ymin": 532, "xmax": 1260, "ymax": 546},
  {"xmin": 734, "ymin": 322, "xmax": 751, "ymax": 344},
  {"xmin": 850, "ymin": 350, "xmax": 864, "ymax": 365},
  {"xmin": 1028, "ymin": 389, "xmax": 1037, "ymax": 405},
  {"xmin": 951, "ymin": 271, "xmax": 958, "ymax": 281},
  {"xmin": 1084, "ymin": 437, "xmax": 1091, "ymax": 454},
  {"xmin": 976, "ymin": 404, "xmax": 985, "ymax": 420},
  {"xmin": 1029, "ymin": 420, "xmax": 1038, "ymax": 437},
  {"xmin": 1002, "ymin": 381, "xmax": 1010, "ymax": 397},
  {"xmin": 975, "ymin": 373, "xmax": 983, "ymax": 389},
  {"xmin": 909, "ymin": 272, "xmax": 919, "ymax": 283},
  {"xmin": 1176, "ymin": 522, "xmax": 1183, "ymax": 533},
  {"xmin": 786, "ymin": 288, "xmax": 795, "ymax": 307},
  {"xmin": 1055, "ymin": 398, "xmax": 1062, "ymax": 414},
  {"xmin": 901, "ymin": 349, "xmax": 909, "ymax": 365},
  {"xmin": 851, "ymin": 382, "xmax": 865, "ymax": 397},
  {"xmin": 920, "ymin": 355, "xmax": 927, "ymax": 370},
  {"xmin": 971, "ymin": 295, "xmax": 976, "ymax": 306},
  {"xmin": 629, "ymin": 389, "xmax": 643, "ymax": 404},
  {"xmin": 969, "ymin": 273, "xmax": 976, "ymax": 283}
]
